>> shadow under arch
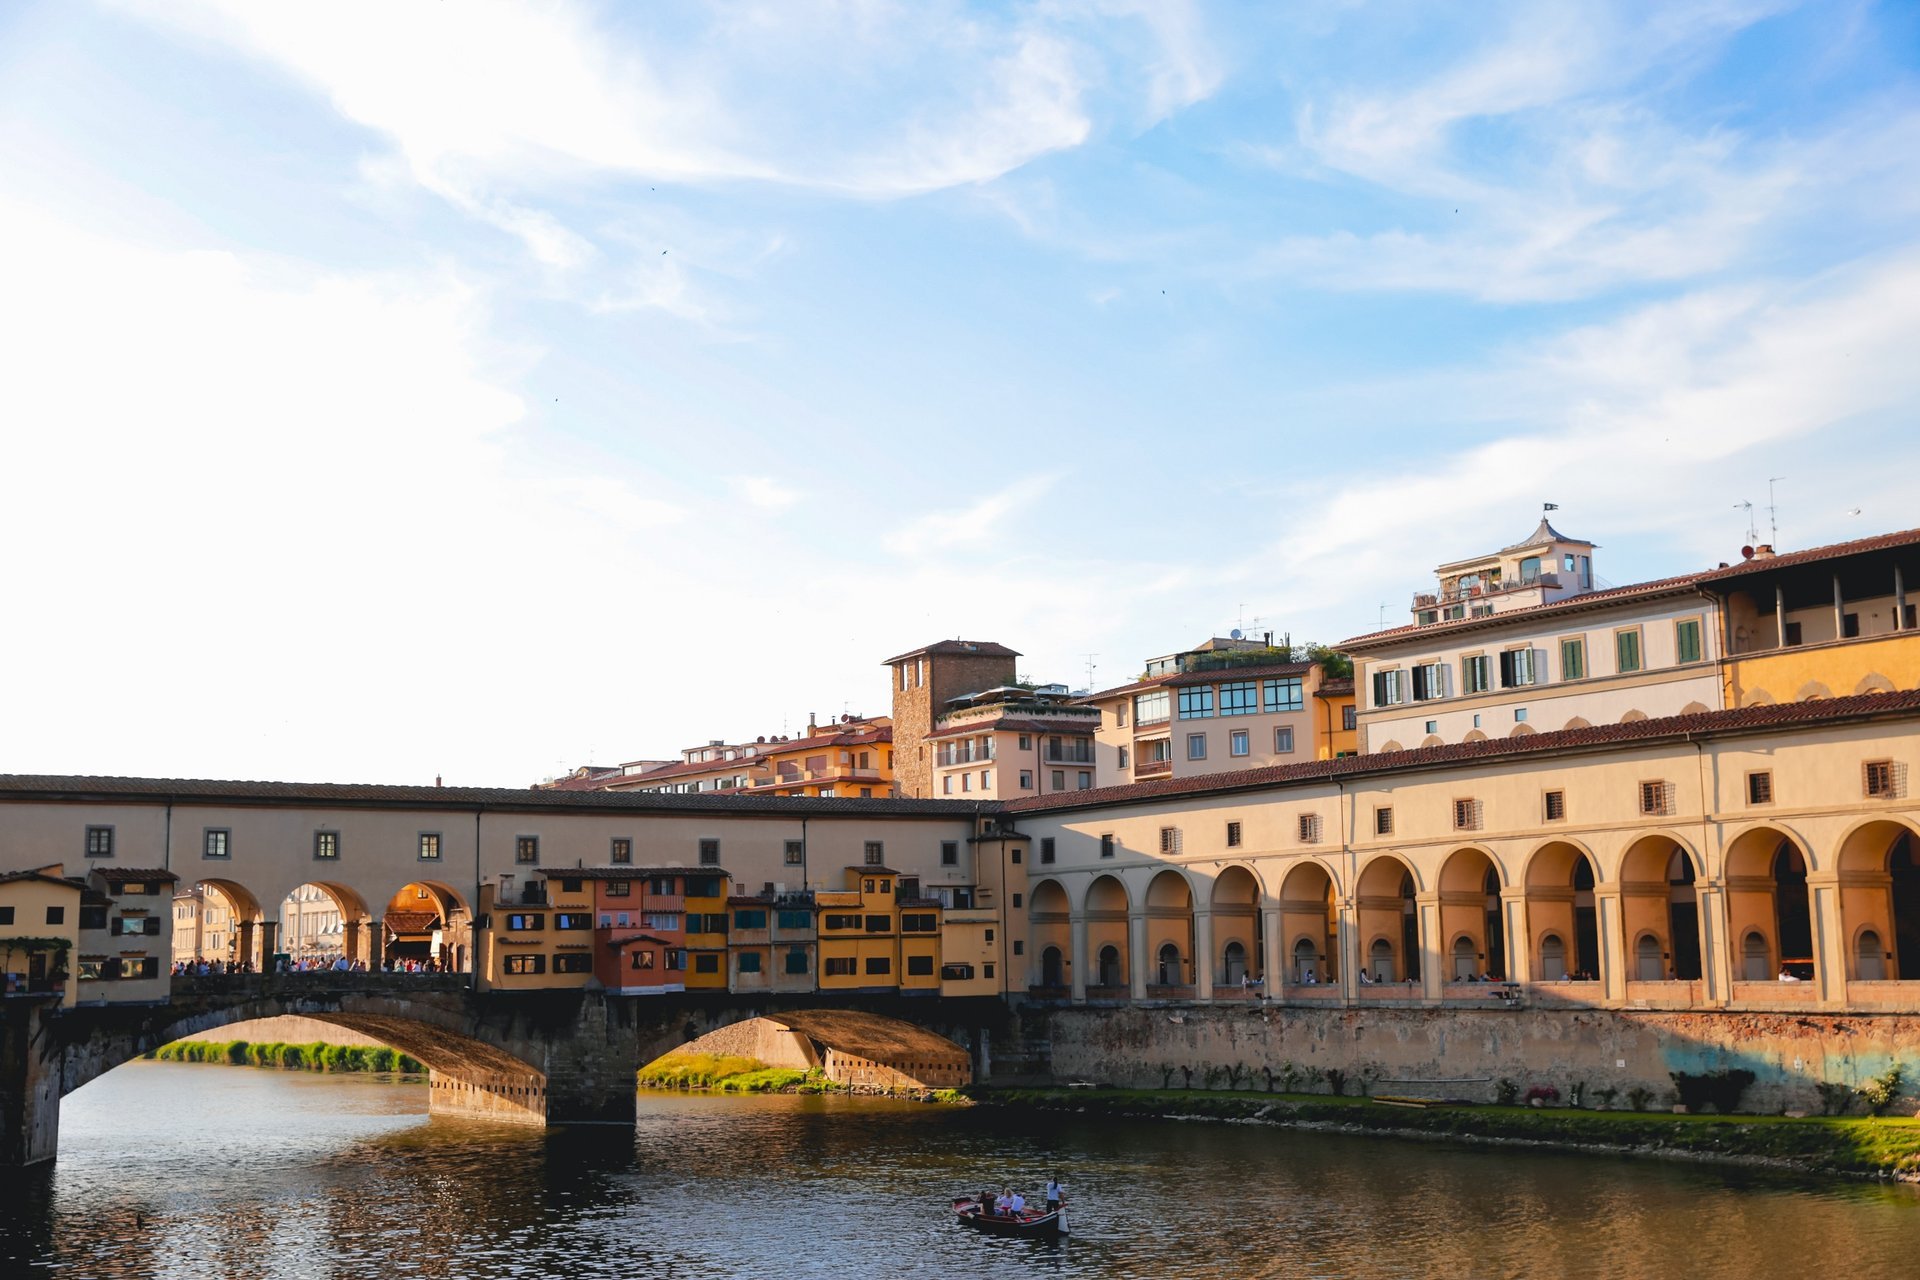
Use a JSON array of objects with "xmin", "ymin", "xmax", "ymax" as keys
[
  {"xmin": 1619, "ymin": 833, "xmax": 1703, "ymax": 981},
  {"xmin": 1208, "ymin": 864, "xmax": 1262, "ymax": 986},
  {"xmin": 1143, "ymin": 868, "xmax": 1194, "ymax": 987},
  {"xmin": 1836, "ymin": 817, "xmax": 1920, "ymax": 979},
  {"xmin": 1355, "ymin": 853, "xmax": 1418, "ymax": 983},
  {"xmin": 1724, "ymin": 825, "xmax": 1816, "ymax": 981},
  {"xmin": 1026, "ymin": 877, "xmax": 1071, "ymax": 990},
  {"xmin": 1436, "ymin": 846, "xmax": 1505, "ymax": 980},
  {"xmin": 1525, "ymin": 841, "xmax": 1601, "ymax": 983}
]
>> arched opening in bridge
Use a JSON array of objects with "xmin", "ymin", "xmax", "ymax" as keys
[
  {"xmin": 654, "ymin": 1012, "xmax": 971, "ymax": 1092},
  {"xmin": 381, "ymin": 881, "xmax": 473, "ymax": 972},
  {"xmin": 175, "ymin": 879, "xmax": 264, "ymax": 971},
  {"xmin": 1280, "ymin": 861, "xmax": 1335, "ymax": 985},
  {"xmin": 279, "ymin": 882, "xmax": 374, "ymax": 971},
  {"xmin": 1143, "ymin": 869, "xmax": 1192, "ymax": 992},
  {"xmin": 1725, "ymin": 828, "xmax": 1815, "ymax": 983},
  {"xmin": 1837, "ymin": 822, "xmax": 1920, "ymax": 979},
  {"xmin": 1026, "ymin": 879, "xmax": 1071, "ymax": 992},
  {"xmin": 1083, "ymin": 875, "xmax": 1129, "ymax": 993},
  {"xmin": 1040, "ymin": 945, "xmax": 1065, "ymax": 987},
  {"xmin": 1526, "ymin": 843, "xmax": 1600, "ymax": 983},
  {"xmin": 1618, "ymin": 837, "xmax": 1702, "ymax": 981},
  {"xmin": 1209, "ymin": 866, "xmax": 1261, "ymax": 987},
  {"xmin": 1356, "ymin": 856, "xmax": 1417, "ymax": 983}
]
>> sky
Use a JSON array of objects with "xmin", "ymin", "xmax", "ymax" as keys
[{"xmin": 2, "ymin": 0, "xmax": 1918, "ymax": 787}]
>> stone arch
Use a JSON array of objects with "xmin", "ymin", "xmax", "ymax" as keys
[
  {"xmin": 1680, "ymin": 701, "xmax": 1710, "ymax": 715},
  {"xmin": 1525, "ymin": 841, "xmax": 1601, "ymax": 984},
  {"xmin": 1620, "ymin": 709, "xmax": 1648, "ymax": 723},
  {"xmin": 380, "ymin": 879, "xmax": 474, "ymax": 972},
  {"xmin": 666, "ymin": 1010, "xmax": 972, "ymax": 1092},
  {"xmin": 1379, "ymin": 739, "xmax": 1405, "ymax": 753},
  {"xmin": 1724, "ymin": 826, "xmax": 1816, "ymax": 985},
  {"xmin": 179, "ymin": 877, "xmax": 268, "ymax": 969},
  {"xmin": 1027, "ymin": 878, "xmax": 1072, "ymax": 990},
  {"xmin": 1437, "ymin": 847, "xmax": 1504, "ymax": 981},
  {"xmin": 1082, "ymin": 874, "xmax": 1130, "ymax": 992},
  {"xmin": 1617, "ymin": 834, "xmax": 1702, "ymax": 981},
  {"xmin": 1855, "ymin": 672, "xmax": 1896, "ymax": 695},
  {"xmin": 1355, "ymin": 854, "xmax": 1419, "ymax": 984},
  {"xmin": 1420, "ymin": 734, "xmax": 1443, "ymax": 749},
  {"xmin": 279, "ymin": 880, "xmax": 375, "ymax": 968},
  {"xmin": 1796, "ymin": 681, "xmax": 1833, "ymax": 701},
  {"xmin": 1508, "ymin": 723, "xmax": 1536, "ymax": 738},
  {"xmin": 1462, "ymin": 729, "xmax": 1488, "ymax": 743},
  {"xmin": 1855, "ymin": 926, "xmax": 1890, "ymax": 981},
  {"xmin": 1209, "ymin": 864, "xmax": 1263, "ymax": 985},
  {"xmin": 1836, "ymin": 818, "xmax": 1920, "ymax": 980},
  {"xmin": 1279, "ymin": 860, "xmax": 1337, "ymax": 985},
  {"xmin": 1562, "ymin": 716, "xmax": 1592, "ymax": 731},
  {"xmin": 1744, "ymin": 688, "xmax": 1776, "ymax": 707},
  {"xmin": 1632, "ymin": 930, "xmax": 1665, "ymax": 980},
  {"xmin": 1143, "ymin": 868, "xmax": 1194, "ymax": 990}
]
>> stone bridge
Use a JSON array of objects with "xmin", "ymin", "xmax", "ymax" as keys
[{"xmin": 0, "ymin": 976, "xmax": 1012, "ymax": 1166}]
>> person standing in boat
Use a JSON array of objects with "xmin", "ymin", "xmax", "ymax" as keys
[{"xmin": 1045, "ymin": 1176, "xmax": 1063, "ymax": 1212}]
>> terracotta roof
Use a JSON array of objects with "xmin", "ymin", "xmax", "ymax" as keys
[
  {"xmin": 1001, "ymin": 688, "xmax": 1920, "ymax": 814},
  {"xmin": 89, "ymin": 867, "xmax": 181, "ymax": 883},
  {"xmin": 1315, "ymin": 678, "xmax": 1355, "ymax": 697},
  {"xmin": 602, "ymin": 756, "xmax": 768, "ymax": 785},
  {"xmin": 1338, "ymin": 570, "xmax": 1708, "ymax": 650},
  {"xmin": 925, "ymin": 715, "xmax": 1099, "ymax": 740},
  {"xmin": 381, "ymin": 911, "xmax": 438, "ymax": 934},
  {"xmin": 535, "ymin": 866, "xmax": 724, "ymax": 880},
  {"xmin": 1498, "ymin": 517, "xmax": 1589, "ymax": 555},
  {"xmin": 0, "ymin": 776, "xmax": 987, "ymax": 819},
  {"xmin": 0, "ymin": 869, "xmax": 81, "ymax": 890},
  {"xmin": 606, "ymin": 933, "xmax": 677, "ymax": 949},
  {"xmin": 539, "ymin": 770, "xmax": 629, "ymax": 791},
  {"xmin": 1695, "ymin": 526, "xmax": 1920, "ymax": 581},
  {"xmin": 881, "ymin": 639, "xmax": 1021, "ymax": 664},
  {"xmin": 847, "ymin": 865, "xmax": 900, "ymax": 874},
  {"xmin": 766, "ymin": 726, "xmax": 892, "ymax": 753}
]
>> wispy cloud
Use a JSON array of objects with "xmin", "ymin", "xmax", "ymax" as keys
[
  {"xmin": 882, "ymin": 475, "xmax": 1059, "ymax": 557},
  {"xmin": 728, "ymin": 475, "xmax": 802, "ymax": 512}
]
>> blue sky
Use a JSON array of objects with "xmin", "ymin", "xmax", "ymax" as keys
[{"xmin": 3, "ymin": 1, "xmax": 1918, "ymax": 785}]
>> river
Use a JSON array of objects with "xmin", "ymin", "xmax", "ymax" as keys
[{"xmin": 5, "ymin": 1061, "xmax": 1918, "ymax": 1278}]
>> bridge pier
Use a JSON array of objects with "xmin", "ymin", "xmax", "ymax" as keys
[
  {"xmin": 427, "ymin": 1068, "xmax": 546, "ymax": 1124},
  {"xmin": 0, "ymin": 1000, "xmax": 62, "ymax": 1167}
]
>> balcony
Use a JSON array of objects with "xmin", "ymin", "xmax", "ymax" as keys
[
  {"xmin": 1043, "ymin": 744, "xmax": 1094, "ymax": 764},
  {"xmin": 1135, "ymin": 757, "xmax": 1172, "ymax": 779},
  {"xmin": 752, "ymin": 764, "xmax": 886, "ymax": 789}
]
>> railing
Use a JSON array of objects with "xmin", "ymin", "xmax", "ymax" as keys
[
  {"xmin": 1135, "ymin": 757, "xmax": 1172, "ymax": 778},
  {"xmin": 1043, "ymin": 745, "xmax": 1094, "ymax": 763}
]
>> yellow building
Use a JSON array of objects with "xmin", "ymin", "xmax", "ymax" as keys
[
  {"xmin": 682, "ymin": 871, "xmax": 730, "ymax": 989},
  {"xmin": 476, "ymin": 875, "xmax": 597, "ymax": 992},
  {"xmin": 1314, "ymin": 677, "xmax": 1358, "ymax": 759},
  {"xmin": 0, "ymin": 868, "xmax": 82, "ymax": 1003},
  {"xmin": 750, "ymin": 718, "xmax": 895, "ymax": 798},
  {"xmin": 816, "ymin": 865, "xmax": 902, "ymax": 993}
]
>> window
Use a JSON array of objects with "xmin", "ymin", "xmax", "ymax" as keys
[
  {"xmin": 607, "ymin": 880, "xmax": 631, "ymax": 898},
  {"xmin": 1543, "ymin": 790, "xmax": 1566, "ymax": 822},
  {"xmin": 1676, "ymin": 619, "xmax": 1703, "ymax": 664},
  {"xmin": 699, "ymin": 838, "xmax": 720, "ymax": 865},
  {"xmin": 45, "ymin": 906, "xmax": 65, "ymax": 925},
  {"xmin": 864, "ymin": 841, "xmax": 885, "ymax": 866},
  {"xmin": 404, "ymin": 831, "xmax": 437, "ymax": 862},
  {"xmin": 1843, "ymin": 612, "xmax": 1861, "ymax": 639},
  {"xmin": 823, "ymin": 913, "xmax": 861, "ymax": 931},
  {"xmin": 1187, "ymin": 734, "xmax": 1207, "ymax": 761},
  {"xmin": 1114, "ymin": 702, "xmax": 1128, "ymax": 728},
  {"xmin": 514, "ymin": 836, "xmax": 537, "ymax": 865},
  {"xmin": 1374, "ymin": 807, "xmax": 1393, "ymax": 836},
  {"xmin": 203, "ymin": 829, "xmax": 230, "ymax": 859},
  {"xmin": 776, "ymin": 909, "xmax": 811, "ymax": 931},
  {"xmin": 554, "ymin": 913, "xmax": 592, "ymax": 930},
  {"xmin": 1274, "ymin": 726, "xmax": 1295, "ymax": 754},
  {"xmin": 1178, "ymin": 685, "xmax": 1215, "ymax": 719},
  {"xmin": 907, "ymin": 955, "xmax": 935, "ymax": 977},
  {"xmin": 737, "ymin": 952, "xmax": 763, "ymax": 974},
  {"xmin": 1100, "ymin": 833, "xmax": 1115, "ymax": 859},
  {"xmin": 1865, "ymin": 760, "xmax": 1905, "ymax": 799},
  {"xmin": 734, "ymin": 909, "xmax": 768, "ymax": 929},
  {"xmin": 1298, "ymin": 814, "xmax": 1323, "ymax": 844},
  {"xmin": 664, "ymin": 950, "xmax": 687, "ymax": 971},
  {"xmin": 1560, "ymin": 638, "xmax": 1586, "ymax": 681},
  {"xmin": 85, "ymin": 825, "xmax": 114, "ymax": 858},
  {"xmin": 630, "ymin": 950, "xmax": 655, "ymax": 971},
  {"xmin": 1050, "ymin": 770, "xmax": 1065, "ymax": 789},
  {"xmin": 1638, "ymin": 781, "xmax": 1674, "ymax": 816},
  {"xmin": 1263, "ymin": 677, "xmax": 1304, "ymax": 713},
  {"xmin": 315, "ymin": 831, "xmax": 341, "ymax": 861},
  {"xmin": 1616, "ymin": 628, "xmax": 1642, "ymax": 673},
  {"xmin": 864, "ymin": 915, "xmax": 890, "ymax": 933},
  {"xmin": 824, "ymin": 956, "xmax": 857, "ymax": 977},
  {"xmin": 785, "ymin": 947, "xmax": 810, "ymax": 975},
  {"xmin": 1040, "ymin": 837, "xmax": 1055, "ymax": 864},
  {"xmin": 983, "ymin": 963, "xmax": 995, "ymax": 979},
  {"xmin": 865, "ymin": 956, "xmax": 892, "ymax": 976},
  {"xmin": 1498, "ymin": 648, "xmax": 1540, "ymax": 688},
  {"xmin": 1219, "ymin": 681, "xmax": 1258, "ymax": 716},
  {"xmin": 1226, "ymin": 820, "xmax": 1242, "ymax": 848},
  {"xmin": 937, "ymin": 840, "xmax": 959, "ymax": 868},
  {"xmin": 1342, "ymin": 706, "xmax": 1357, "ymax": 731},
  {"xmin": 1118, "ymin": 745, "xmax": 1130, "ymax": 769},
  {"xmin": 1078, "ymin": 771, "xmax": 1092, "ymax": 790},
  {"xmin": 0, "ymin": 907, "xmax": 12, "ymax": 925},
  {"xmin": 1747, "ymin": 771, "xmax": 1773, "ymax": 805},
  {"xmin": 1159, "ymin": 827, "xmax": 1182, "ymax": 854},
  {"xmin": 1017, "ymin": 735, "xmax": 1031, "ymax": 750},
  {"xmin": 1411, "ymin": 662, "xmax": 1450, "ymax": 701},
  {"xmin": 611, "ymin": 838, "xmax": 632, "ymax": 864},
  {"xmin": 1784, "ymin": 621, "xmax": 1803, "ymax": 646},
  {"xmin": 1011, "ymin": 940, "xmax": 1024, "ymax": 956},
  {"xmin": 694, "ymin": 953, "xmax": 721, "ymax": 974},
  {"xmin": 900, "ymin": 912, "xmax": 938, "ymax": 933},
  {"xmin": 1453, "ymin": 798, "xmax": 1482, "ymax": 831},
  {"xmin": 1424, "ymin": 720, "xmax": 1437, "ymax": 735},
  {"xmin": 553, "ymin": 954, "xmax": 593, "ymax": 974},
  {"xmin": 1371, "ymin": 669, "xmax": 1406, "ymax": 707},
  {"xmin": 1461, "ymin": 655, "xmax": 1491, "ymax": 695},
  {"xmin": 1018, "ymin": 770, "xmax": 1033, "ymax": 789},
  {"xmin": 942, "ymin": 776, "xmax": 953, "ymax": 795},
  {"xmin": 1229, "ymin": 730, "xmax": 1250, "ymax": 757},
  {"xmin": 1514, "ymin": 707, "xmax": 1528, "ymax": 723},
  {"xmin": 502, "ymin": 955, "xmax": 546, "ymax": 975},
  {"xmin": 506, "ymin": 913, "xmax": 545, "ymax": 931},
  {"xmin": 1147, "ymin": 738, "xmax": 1173, "ymax": 762},
  {"xmin": 1135, "ymin": 690, "xmax": 1171, "ymax": 724}
]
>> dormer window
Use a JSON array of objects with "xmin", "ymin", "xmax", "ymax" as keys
[{"xmin": 1519, "ymin": 555, "xmax": 1541, "ymax": 583}]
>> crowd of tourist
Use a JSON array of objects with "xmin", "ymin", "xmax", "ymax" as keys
[{"xmin": 172, "ymin": 955, "xmax": 457, "ymax": 975}]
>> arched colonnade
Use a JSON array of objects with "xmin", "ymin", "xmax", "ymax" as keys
[{"xmin": 180, "ymin": 875, "xmax": 475, "ymax": 973}]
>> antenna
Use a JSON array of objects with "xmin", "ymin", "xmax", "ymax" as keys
[
  {"xmin": 1735, "ymin": 500, "xmax": 1758, "ymax": 546},
  {"xmin": 1379, "ymin": 602, "xmax": 1388, "ymax": 627},
  {"xmin": 1082, "ymin": 653, "xmax": 1098, "ymax": 692},
  {"xmin": 1767, "ymin": 477, "xmax": 1784, "ymax": 545}
]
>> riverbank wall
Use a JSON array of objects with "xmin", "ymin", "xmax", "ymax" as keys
[{"xmin": 1029, "ymin": 1004, "xmax": 1920, "ymax": 1115}]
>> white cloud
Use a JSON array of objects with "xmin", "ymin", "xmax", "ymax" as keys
[
  {"xmin": 882, "ymin": 475, "xmax": 1058, "ymax": 557},
  {"xmin": 728, "ymin": 475, "xmax": 802, "ymax": 512}
]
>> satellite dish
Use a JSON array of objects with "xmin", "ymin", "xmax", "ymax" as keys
[{"xmin": 1230, "ymin": 628, "xmax": 1243, "ymax": 640}]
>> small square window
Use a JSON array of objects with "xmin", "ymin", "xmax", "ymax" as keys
[
  {"xmin": 784, "ymin": 840, "xmax": 804, "ymax": 866},
  {"xmin": 1018, "ymin": 770, "xmax": 1034, "ymax": 789},
  {"xmin": 1100, "ymin": 834, "xmax": 1115, "ymax": 859},
  {"xmin": 1374, "ymin": 807, "xmax": 1393, "ymax": 836},
  {"xmin": 417, "ymin": 832, "xmax": 441, "ymax": 861},
  {"xmin": 203, "ymin": 829, "xmax": 230, "ymax": 859},
  {"xmin": 1226, "ymin": 820, "xmax": 1242, "ymax": 848},
  {"xmin": 1010, "ymin": 847, "xmax": 1022, "ymax": 865},
  {"xmin": 1229, "ymin": 730, "xmax": 1250, "ymax": 757},
  {"xmin": 85, "ymin": 825, "xmax": 114, "ymax": 858},
  {"xmin": 611, "ymin": 838, "xmax": 633, "ymax": 864},
  {"xmin": 1746, "ymin": 771, "xmax": 1773, "ymax": 806},
  {"xmin": 1160, "ymin": 827, "xmax": 1182, "ymax": 854},
  {"xmin": 864, "ymin": 841, "xmax": 885, "ymax": 866},
  {"xmin": 1452, "ymin": 799, "xmax": 1481, "ymax": 831},
  {"xmin": 1187, "ymin": 733, "xmax": 1207, "ymax": 761},
  {"xmin": 1424, "ymin": 721, "xmax": 1437, "ymax": 735},
  {"xmin": 1638, "ymin": 781, "xmax": 1673, "ymax": 816},
  {"xmin": 315, "ymin": 831, "xmax": 341, "ymax": 860},
  {"xmin": 1543, "ymin": 790, "xmax": 1566, "ymax": 822},
  {"xmin": 46, "ymin": 906, "xmax": 65, "ymax": 925},
  {"xmin": 1040, "ymin": 837, "xmax": 1056, "ymax": 864},
  {"xmin": 699, "ymin": 838, "xmax": 721, "ymax": 865},
  {"xmin": 1514, "ymin": 707, "xmax": 1528, "ymax": 723},
  {"xmin": 1864, "ymin": 760, "xmax": 1904, "ymax": 799},
  {"xmin": 940, "ymin": 841, "xmax": 959, "ymax": 866},
  {"xmin": 1298, "ymin": 813, "xmax": 1323, "ymax": 844},
  {"xmin": 1274, "ymin": 726, "xmax": 1295, "ymax": 754},
  {"xmin": 514, "ymin": 835, "xmax": 538, "ymax": 865}
]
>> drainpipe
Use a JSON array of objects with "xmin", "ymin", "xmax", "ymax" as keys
[
  {"xmin": 163, "ymin": 798, "xmax": 173, "ymax": 874},
  {"xmin": 799, "ymin": 814, "xmax": 809, "ymax": 891},
  {"xmin": 472, "ymin": 805, "xmax": 484, "ymax": 990}
]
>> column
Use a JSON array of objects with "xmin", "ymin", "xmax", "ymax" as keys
[
  {"xmin": 1193, "ymin": 909, "xmax": 1214, "ymax": 1000},
  {"xmin": 1696, "ymin": 880, "xmax": 1731, "ymax": 1007},
  {"xmin": 1833, "ymin": 574, "xmax": 1845, "ymax": 639},
  {"xmin": 1128, "ymin": 911, "xmax": 1148, "ymax": 1001},
  {"xmin": 1337, "ymin": 896, "xmax": 1360, "ymax": 1002},
  {"xmin": 1499, "ymin": 888, "xmax": 1530, "ymax": 983},
  {"xmin": 1416, "ymin": 893, "xmax": 1445, "ymax": 1002},
  {"xmin": 1775, "ymin": 585, "xmax": 1787, "ymax": 649},
  {"xmin": 1806, "ymin": 873, "xmax": 1850, "ymax": 1007},
  {"xmin": 1069, "ymin": 914, "xmax": 1088, "ymax": 1003},
  {"xmin": 258, "ymin": 921, "xmax": 279, "ymax": 970},
  {"xmin": 1261, "ymin": 907, "xmax": 1283, "ymax": 994},
  {"xmin": 1594, "ymin": 885, "xmax": 1625, "ymax": 1005},
  {"xmin": 236, "ymin": 920, "xmax": 255, "ymax": 971},
  {"xmin": 343, "ymin": 919, "xmax": 361, "ymax": 966},
  {"xmin": 367, "ymin": 917, "xmax": 384, "ymax": 971},
  {"xmin": 1897, "ymin": 564, "xmax": 1908, "ymax": 630}
]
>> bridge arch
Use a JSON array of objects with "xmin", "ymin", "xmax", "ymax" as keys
[{"xmin": 659, "ymin": 1009, "xmax": 971, "ymax": 1091}]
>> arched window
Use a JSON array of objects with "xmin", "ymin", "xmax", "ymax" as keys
[
  {"xmin": 1222, "ymin": 940, "xmax": 1247, "ymax": 985},
  {"xmin": 1540, "ymin": 933, "xmax": 1567, "ymax": 981},
  {"xmin": 1636, "ymin": 933, "xmax": 1665, "ymax": 981},
  {"xmin": 1157, "ymin": 942, "xmax": 1182, "ymax": 986},
  {"xmin": 1097, "ymin": 945, "xmax": 1122, "ymax": 987},
  {"xmin": 1451, "ymin": 936, "xmax": 1477, "ymax": 981},
  {"xmin": 1741, "ymin": 930, "xmax": 1770, "ymax": 982},
  {"xmin": 1040, "ymin": 945, "xmax": 1064, "ymax": 988},
  {"xmin": 1858, "ymin": 930, "xmax": 1887, "ymax": 981},
  {"xmin": 1368, "ymin": 937, "xmax": 1395, "ymax": 983},
  {"xmin": 1293, "ymin": 937, "xmax": 1319, "ymax": 984}
]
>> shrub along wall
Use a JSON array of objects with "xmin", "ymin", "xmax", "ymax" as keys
[{"xmin": 147, "ymin": 1039, "xmax": 423, "ymax": 1074}]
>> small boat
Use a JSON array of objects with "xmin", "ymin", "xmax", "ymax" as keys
[{"xmin": 952, "ymin": 1195, "xmax": 1067, "ymax": 1237}]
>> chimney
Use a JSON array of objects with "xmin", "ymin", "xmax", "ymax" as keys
[
  {"xmin": 434, "ymin": 774, "xmax": 442, "ymax": 787},
  {"xmin": 1753, "ymin": 544, "xmax": 1776, "ymax": 559}
]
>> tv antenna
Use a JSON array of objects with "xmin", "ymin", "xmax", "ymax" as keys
[
  {"xmin": 1735, "ymin": 500, "xmax": 1758, "ymax": 547},
  {"xmin": 1082, "ymin": 653, "xmax": 1098, "ymax": 692},
  {"xmin": 1767, "ymin": 477, "xmax": 1784, "ymax": 545}
]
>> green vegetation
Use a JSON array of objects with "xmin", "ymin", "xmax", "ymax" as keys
[
  {"xmin": 147, "ymin": 1039, "xmax": 422, "ymax": 1075},
  {"xmin": 968, "ymin": 1086, "xmax": 1920, "ymax": 1180},
  {"xmin": 637, "ymin": 1051, "xmax": 843, "ymax": 1094}
]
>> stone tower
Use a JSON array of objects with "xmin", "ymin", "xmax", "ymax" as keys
[{"xmin": 884, "ymin": 640, "xmax": 1020, "ymax": 797}]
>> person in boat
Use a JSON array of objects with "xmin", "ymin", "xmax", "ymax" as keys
[
  {"xmin": 994, "ymin": 1190, "xmax": 1012, "ymax": 1215},
  {"xmin": 1009, "ymin": 1190, "xmax": 1026, "ymax": 1215},
  {"xmin": 1045, "ymin": 1177, "xmax": 1062, "ymax": 1212}
]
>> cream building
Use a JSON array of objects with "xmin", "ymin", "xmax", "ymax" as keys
[{"xmin": 927, "ymin": 684, "xmax": 1100, "ymax": 800}]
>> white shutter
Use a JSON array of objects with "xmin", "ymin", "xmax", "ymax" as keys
[
  {"xmin": 1533, "ymin": 649, "xmax": 1548, "ymax": 687},
  {"xmin": 1438, "ymin": 663, "xmax": 1453, "ymax": 699}
]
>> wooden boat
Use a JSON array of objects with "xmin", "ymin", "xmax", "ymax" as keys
[{"xmin": 952, "ymin": 1195, "xmax": 1067, "ymax": 1236}]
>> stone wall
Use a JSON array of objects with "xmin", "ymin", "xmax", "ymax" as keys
[
  {"xmin": 179, "ymin": 1015, "xmax": 385, "ymax": 1047},
  {"xmin": 1041, "ymin": 1003, "xmax": 1920, "ymax": 1113},
  {"xmin": 672, "ymin": 1017, "xmax": 820, "ymax": 1069}
]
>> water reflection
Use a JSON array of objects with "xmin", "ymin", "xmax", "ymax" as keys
[{"xmin": 6, "ymin": 1062, "xmax": 1918, "ymax": 1279}]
